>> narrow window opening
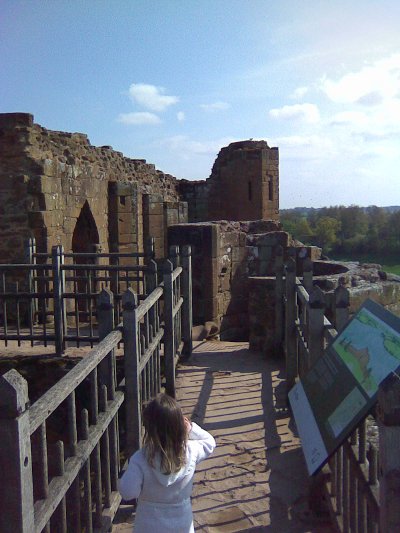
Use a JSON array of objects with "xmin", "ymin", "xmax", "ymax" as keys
[
  {"xmin": 120, "ymin": 195, "xmax": 126, "ymax": 206},
  {"xmin": 269, "ymin": 179, "xmax": 273, "ymax": 201}
]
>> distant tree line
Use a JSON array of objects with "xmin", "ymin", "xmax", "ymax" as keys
[{"xmin": 280, "ymin": 205, "xmax": 400, "ymax": 258}]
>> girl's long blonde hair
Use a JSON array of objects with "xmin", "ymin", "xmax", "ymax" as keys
[{"xmin": 143, "ymin": 393, "xmax": 187, "ymax": 474}]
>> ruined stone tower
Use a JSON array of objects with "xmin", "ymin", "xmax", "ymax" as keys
[
  {"xmin": 206, "ymin": 140, "xmax": 279, "ymax": 221},
  {"xmin": 0, "ymin": 113, "xmax": 279, "ymax": 264}
]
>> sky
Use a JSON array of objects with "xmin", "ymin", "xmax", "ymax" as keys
[{"xmin": 1, "ymin": 0, "xmax": 400, "ymax": 208}]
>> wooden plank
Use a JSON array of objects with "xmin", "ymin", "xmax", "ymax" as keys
[
  {"xmin": 285, "ymin": 258, "xmax": 297, "ymax": 391},
  {"xmin": 123, "ymin": 288, "xmax": 141, "ymax": 455},
  {"xmin": 81, "ymin": 410, "xmax": 93, "ymax": 533},
  {"xmin": 33, "ymin": 392, "xmax": 123, "ymax": 532},
  {"xmin": 308, "ymin": 286, "xmax": 325, "ymax": 366},
  {"xmin": 163, "ymin": 260, "xmax": 176, "ymax": 398},
  {"xmin": 29, "ymin": 329, "xmax": 122, "ymax": 434},
  {"xmin": 378, "ymin": 373, "xmax": 400, "ymax": 533},
  {"xmin": 51, "ymin": 441, "xmax": 67, "ymax": 533},
  {"xmin": 295, "ymin": 282, "xmax": 309, "ymax": 305},
  {"xmin": 172, "ymin": 296, "xmax": 183, "ymax": 318},
  {"xmin": 181, "ymin": 245, "xmax": 193, "ymax": 358},
  {"xmin": 93, "ymin": 491, "xmax": 122, "ymax": 533},
  {"xmin": 139, "ymin": 328, "xmax": 164, "ymax": 372},
  {"xmin": 99, "ymin": 386, "xmax": 112, "ymax": 508},
  {"xmin": 136, "ymin": 286, "xmax": 163, "ymax": 321},
  {"xmin": 171, "ymin": 266, "xmax": 182, "ymax": 282},
  {"xmin": 0, "ymin": 370, "xmax": 35, "ymax": 533}
]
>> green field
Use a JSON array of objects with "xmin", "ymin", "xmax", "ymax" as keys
[{"xmin": 331, "ymin": 254, "xmax": 400, "ymax": 276}]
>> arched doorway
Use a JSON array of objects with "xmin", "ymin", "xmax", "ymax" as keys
[
  {"xmin": 72, "ymin": 201, "xmax": 99, "ymax": 254},
  {"xmin": 71, "ymin": 202, "xmax": 100, "ymax": 320}
]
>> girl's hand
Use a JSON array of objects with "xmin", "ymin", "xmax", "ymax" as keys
[{"xmin": 184, "ymin": 416, "xmax": 192, "ymax": 435}]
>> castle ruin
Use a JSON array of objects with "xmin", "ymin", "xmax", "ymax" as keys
[{"xmin": 0, "ymin": 113, "xmax": 279, "ymax": 264}]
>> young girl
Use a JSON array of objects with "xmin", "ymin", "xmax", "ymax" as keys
[{"xmin": 118, "ymin": 393, "xmax": 216, "ymax": 533}]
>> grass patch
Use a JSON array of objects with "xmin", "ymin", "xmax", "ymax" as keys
[{"xmin": 331, "ymin": 254, "xmax": 400, "ymax": 276}]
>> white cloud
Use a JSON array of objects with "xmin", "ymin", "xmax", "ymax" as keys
[
  {"xmin": 177, "ymin": 111, "xmax": 185, "ymax": 122},
  {"xmin": 117, "ymin": 112, "xmax": 161, "ymax": 125},
  {"xmin": 270, "ymin": 134, "xmax": 336, "ymax": 162},
  {"xmin": 321, "ymin": 53, "xmax": 400, "ymax": 104},
  {"xmin": 128, "ymin": 83, "xmax": 179, "ymax": 112},
  {"xmin": 160, "ymin": 135, "xmax": 237, "ymax": 156},
  {"xmin": 200, "ymin": 101, "xmax": 230, "ymax": 112},
  {"xmin": 290, "ymin": 86, "xmax": 308, "ymax": 100},
  {"xmin": 329, "ymin": 98, "xmax": 400, "ymax": 138},
  {"xmin": 330, "ymin": 111, "xmax": 369, "ymax": 127},
  {"xmin": 269, "ymin": 103, "xmax": 320, "ymax": 123}
]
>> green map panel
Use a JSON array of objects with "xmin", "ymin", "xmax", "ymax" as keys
[{"xmin": 289, "ymin": 298, "xmax": 400, "ymax": 475}]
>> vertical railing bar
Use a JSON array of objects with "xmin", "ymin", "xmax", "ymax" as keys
[
  {"xmin": 28, "ymin": 267, "xmax": 34, "ymax": 346},
  {"xmin": 36, "ymin": 422, "xmax": 49, "ymax": 500},
  {"xmin": 52, "ymin": 441, "xmax": 67, "ymax": 533},
  {"xmin": 69, "ymin": 474, "xmax": 81, "ymax": 532},
  {"xmin": 84, "ymin": 268, "xmax": 90, "ymax": 328},
  {"xmin": 109, "ymin": 414, "xmax": 119, "ymax": 491},
  {"xmin": 357, "ymin": 477, "xmax": 367, "ymax": 533},
  {"xmin": 67, "ymin": 391, "xmax": 78, "ymax": 457},
  {"xmin": 359, "ymin": 419, "xmax": 367, "ymax": 463},
  {"xmin": 2, "ymin": 272, "xmax": 8, "ymax": 346},
  {"xmin": 42, "ymin": 273, "xmax": 47, "ymax": 346},
  {"xmin": 140, "ymin": 332, "xmax": 146, "ymax": 402},
  {"xmin": 52, "ymin": 245, "xmax": 64, "ymax": 355},
  {"xmin": 343, "ymin": 446, "xmax": 350, "ymax": 532},
  {"xmin": 93, "ymin": 441, "xmax": 103, "ymax": 528},
  {"xmin": 81, "ymin": 409, "xmax": 93, "ymax": 533},
  {"xmin": 90, "ymin": 368, "xmax": 99, "ymax": 425},
  {"xmin": 336, "ymin": 446, "xmax": 343, "ymax": 516},
  {"xmin": 349, "ymin": 455, "xmax": 358, "ymax": 533},
  {"xmin": 368, "ymin": 443, "xmax": 378, "ymax": 485},
  {"xmin": 163, "ymin": 260, "xmax": 176, "ymax": 397},
  {"xmin": 99, "ymin": 385, "xmax": 111, "ymax": 508},
  {"xmin": 15, "ymin": 282, "xmax": 21, "ymax": 346},
  {"xmin": 74, "ymin": 274, "xmax": 80, "ymax": 348},
  {"xmin": 88, "ymin": 269, "xmax": 94, "ymax": 348},
  {"xmin": 330, "ymin": 454, "xmax": 337, "ymax": 498}
]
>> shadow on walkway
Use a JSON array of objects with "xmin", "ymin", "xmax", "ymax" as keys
[{"xmin": 176, "ymin": 340, "xmax": 336, "ymax": 533}]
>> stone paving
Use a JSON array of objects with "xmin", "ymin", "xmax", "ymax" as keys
[{"xmin": 112, "ymin": 341, "xmax": 336, "ymax": 532}]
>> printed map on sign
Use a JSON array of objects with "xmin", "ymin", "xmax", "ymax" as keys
[
  {"xmin": 332, "ymin": 306, "xmax": 400, "ymax": 397},
  {"xmin": 289, "ymin": 299, "xmax": 400, "ymax": 476}
]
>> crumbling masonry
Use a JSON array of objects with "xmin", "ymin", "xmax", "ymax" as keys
[
  {"xmin": 0, "ymin": 113, "xmax": 279, "ymax": 264},
  {"xmin": 3, "ymin": 112, "xmax": 397, "ymax": 343}
]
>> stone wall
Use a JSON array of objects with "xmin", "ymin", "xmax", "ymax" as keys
[
  {"xmin": 0, "ymin": 114, "xmax": 280, "ymax": 264},
  {"xmin": 248, "ymin": 258, "xmax": 400, "ymax": 357},
  {"xmin": 0, "ymin": 113, "xmax": 185, "ymax": 261},
  {"xmin": 168, "ymin": 220, "xmax": 281, "ymax": 340},
  {"xmin": 206, "ymin": 141, "xmax": 279, "ymax": 222},
  {"xmin": 177, "ymin": 180, "xmax": 209, "ymax": 222},
  {"xmin": 178, "ymin": 141, "xmax": 280, "ymax": 223}
]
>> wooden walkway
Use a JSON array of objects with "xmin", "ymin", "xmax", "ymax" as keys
[{"xmin": 113, "ymin": 341, "xmax": 336, "ymax": 532}]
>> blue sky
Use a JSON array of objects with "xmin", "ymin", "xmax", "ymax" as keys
[{"xmin": 1, "ymin": 1, "xmax": 400, "ymax": 208}]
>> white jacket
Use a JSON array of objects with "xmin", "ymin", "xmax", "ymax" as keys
[{"xmin": 118, "ymin": 422, "xmax": 216, "ymax": 533}]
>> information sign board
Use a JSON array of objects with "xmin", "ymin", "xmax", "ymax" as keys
[{"xmin": 289, "ymin": 298, "xmax": 400, "ymax": 475}]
